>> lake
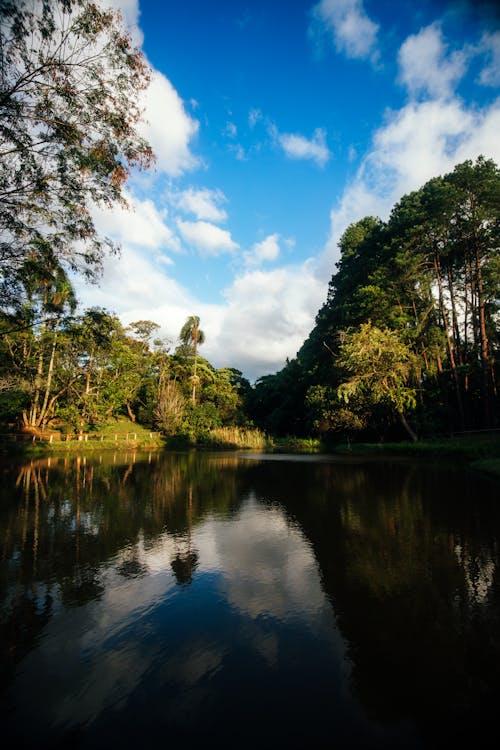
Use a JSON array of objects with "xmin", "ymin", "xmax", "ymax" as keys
[{"xmin": 1, "ymin": 451, "xmax": 499, "ymax": 748}]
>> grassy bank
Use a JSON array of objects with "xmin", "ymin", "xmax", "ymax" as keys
[
  {"xmin": 1, "ymin": 419, "xmax": 166, "ymax": 455},
  {"xmin": 330, "ymin": 434, "xmax": 500, "ymax": 477},
  {"xmin": 3, "ymin": 421, "xmax": 499, "ymax": 478}
]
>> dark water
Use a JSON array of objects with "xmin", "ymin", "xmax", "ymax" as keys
[{"xmin": 1, "ymin": 451, "xmax": 499, "ymax": 748}]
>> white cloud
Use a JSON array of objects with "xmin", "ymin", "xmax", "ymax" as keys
[
  {"xmin": 279, "ymin": 128, "xmax": 330, "ymax": 167},
  {"xmin": 311, "ymin": 0, "xmax": 379, "ymax": 62},
  {"xmin": 224, "ymin": 121, "xmax": 238, "ymax": 138},
  {"xmin": 244, "ymin": 234, "xmax": 281, "ymax": 267},
  {"xmin": 322, "ymin": 96, "xmax": 500, "ymax": 271},
  {"xmin": 138, "ymin": 70, "xmax": 199, "ymax": 176},
  {"xmin": 100, "ymin": 0, "xmax": 143, "ymax": 45},
  {"xmin": 75, "ymin": 239, "xmax": 326, "ymax": 381},
  {"xmin": 229, "ymin": 143, "xmax": 248, "ymax": 161},
  {"xmin": 249, "ymin": 108, "xmax": 263, "ymax": 127},
  {"xmin": 98, "ymin": 2, "xmax": 198, "ymax": 178},
  {"xmin": 478, "ymin": 31, "xmax": 500, "ymax": 87},
  {"xmin": 92, "ymin": 191, "xmax": 181, "ymax": 253},
  {"xmin": 216, "ymin": 262, "xmax": 326, "ymax": 380},
  {"xmin": 398, "ymin": 23, "xmax": 467, "ymax": 99},
  {"xmin": 177, "ymin": 220, "xmax": 238, "ymax": 256},
  {"xmin": 176, "ymin": 188, "xmax": 228, "ymax": 222},
  {"xmin": 249, "ymin": 110, "xmax": 330, "ymax": 167},
  {"xmin": 74, "ymin": 245, "xmax": 191, "ymax": 318}
]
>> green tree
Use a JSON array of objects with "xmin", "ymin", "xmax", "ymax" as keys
[
  {"xmin": 337, "ymin": 323, "xmax": 419, "ymax": 441},
  {"xmin": 0, "ymin": 0, "xmax": 154, "ymax": 305},
  {"xmin": 179, "ymin": 315, "xmax": 206, "ymax": 405},
  {"xmin": 1, "ymin": 251, "xmax": 77, "ymax": 429}
]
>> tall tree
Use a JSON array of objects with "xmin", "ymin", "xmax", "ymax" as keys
[
  {"xmin": 179, "ymin": 316, "xmax": 205, "ymax": 405},
  {"xmin": 0, "ymin": 0, "xmax": 154, "ymax": 305}
]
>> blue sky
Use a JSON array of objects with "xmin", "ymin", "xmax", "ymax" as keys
[{"xmin": 79, "ymin": 0, "xmax": 500, "ymax": 381}]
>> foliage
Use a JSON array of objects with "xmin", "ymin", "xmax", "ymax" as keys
[
  {"xmin": 0, "ymin": 0, "xmax": 153, "ymax": 305},
  {"xmin": 337, "ymin": 323, "xmax": 418, "ymax": 414},
  {"xmin": 1, "ymin": 155, "xmax": 498, "ymax": 445},
  {"xmin": 251, "ymin": 156, "xmax": 499, "ymax": 440}
]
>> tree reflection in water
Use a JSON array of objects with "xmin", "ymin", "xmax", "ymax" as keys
[{"xmin": 0, "ymin": 452, "xmax": 499, "ymax": 748}]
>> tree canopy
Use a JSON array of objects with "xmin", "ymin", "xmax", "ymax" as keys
[
  {"xmin": 0, "ymin": 0, "xmax": 153, "ymax": 306},
  {"xmin": 249, "ymin": 156, "xmax": 499, "ymax": 440}
]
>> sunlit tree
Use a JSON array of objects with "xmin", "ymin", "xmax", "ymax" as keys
[{"xmin": 337, "ymin": 322, "xmax": 420, "ymax": 441}]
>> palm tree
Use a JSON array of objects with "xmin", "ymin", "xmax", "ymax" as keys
[{"xmin": 179, "ymin": 315, "xmax": 205, "ymax": 404}]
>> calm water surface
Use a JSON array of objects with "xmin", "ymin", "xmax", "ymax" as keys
[{"xmin": 1, "ymin": 451, "xmax": 499, "ymax": 748}]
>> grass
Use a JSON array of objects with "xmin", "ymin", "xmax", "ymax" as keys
[
  {"xmin": 3, "ymin": 419, "xmax": 499, "ymax": 479},
  {"xmin": 330, "ymin": 435, "xmax": 500, "ymax": 477},
  {"xmin": 203, "ymin": 426, "xmax": 271, "ymax": 450},
  {"xmin": 14, "ymin": 418, "xmax": 166, "ymax": 454}
]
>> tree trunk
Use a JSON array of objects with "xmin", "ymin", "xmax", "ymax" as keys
[
  {"xmin": 474, "ymin": 244, "xmax": 492, "ymax": 425},
  {"xmin": 399, "ymin": 411, "xmax": 418, "ymax": 442},
  {"xmin": 29, "ymin": 300, "xmax": 47, "ymax": 427},
  {"xmin": 433, "ymin": 249, "xmax": 465, "ymax": 429},
  {"xmin": 192, "ymin": 325, "xmax": 198, "ymax": 406},
  {"xmin": 126, "ymin": 401, "xmax": 136, "ymax": 422},
  {"xmin": 39, "ymin": 316, "xmax": 60, "ymax": 428}
]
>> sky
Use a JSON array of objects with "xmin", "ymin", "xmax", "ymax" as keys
[{"xmin": 78, "ymin": 0, "xmax": 500, "ymax": 382}]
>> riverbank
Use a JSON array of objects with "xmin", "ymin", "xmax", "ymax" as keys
[
  {"xmin": 0, "ymin": 418, "xmax": 166, "ymax": 456},
  {"xmin": 2, "ymin": 421, "xmax": 499, "ymax": 478},
  {"xmin": 328, "ymin": 434, "xmax": 500, "ymax": 478}
]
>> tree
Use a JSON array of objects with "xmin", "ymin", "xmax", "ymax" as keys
[
  {"xmin": 179, "ymin": 315, "xmax": 205, "ymax": 405},
  {"xmin": 337, "ymin": 323, "xmax": 420, "ymax": 442},
  {"xmin": 155, "ymin": 379, "xmax": 186, "ymax": 435},
  {"xmin": 0, "ymin": 0, "xmax": 154, "ymax": 305}
]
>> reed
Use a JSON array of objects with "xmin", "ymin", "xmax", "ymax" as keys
[{"xmin": 204, "ymin": 426, "xmax": 270, "ymax": 450}]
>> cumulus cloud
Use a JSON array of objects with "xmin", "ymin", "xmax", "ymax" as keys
[
  {"xmin": 244, "ymin": 234, "xmax": 281, "ymax": 267},
  {"xmin": 176, "ymin": 188, "xmax": 228, "ymax": 222},
  {"xmin": 74, "ymin": 245, "xmax": 191, "ymax": 319},
  {"xmin": 322, "ymin": 96, "xmax": 500, "ymax": 270},
  {"xmin": 101, "ymin": 2, "xmax": 199, "ymax": 177},
  {"xmin": 478, "ymin": 31, "xmax": 500, "ymax": 86},
  {"xmin": 75, "ymin": 237, "xmax": 327, "ymax": 380},
  {"xmin": 398, "ymin": 23, "xmax": 468, "ymax": 98},
  {"xmin": 92, "ymin": 191, "xmax": 181, "ymax": 253},
  {"xmin": 310, "ymin": 0, "xmax": 379, "ymax": 62},
  {"xmin": 216, "ymin": 263, "xmax": 326, "ymax": 380},
  {"xmin": 278, "ymin": 128, "xmax": 330, "ymax": 167},
  {"xmin": 177, "ymin": 220, "xmax": 238, "ymax": 256},
  {"xmin": 138, "ymin": 70, "xmax": 199, "ymax": 176}
]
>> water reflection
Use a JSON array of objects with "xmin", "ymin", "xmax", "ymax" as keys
[{"xmin": 0, "ymin": 452, "xmax": 499, "ymax": 748}]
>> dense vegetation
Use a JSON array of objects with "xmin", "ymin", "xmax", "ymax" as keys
[
  {"xmin": 0, "ymin": 4, "xmax": 498, "ymax": 448},
  {"xmin": 2, "ymin": 155, "xmax": 497, "ymax": 448},
  {"xmin": 248, "ymin": 156, "xmax": 499, "ymax": 442}
]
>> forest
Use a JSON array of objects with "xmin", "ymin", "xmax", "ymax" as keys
[
  {"xmin": 1, "ymin": 155, "xmax": 498, "ymax": 445},
  {"xmin": 0, "ymin": 2, "xmax": 498, "ymax": 446},
  {"xmin": 249, "ymin": 155, "xmax": 500, "ymax": 442}
]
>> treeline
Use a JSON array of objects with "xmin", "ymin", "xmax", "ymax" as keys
[
  {"xmin": 248, "ymin": 157, "xmax": 499, "ymax": 441},
  {"xmin": 0, "ymin": 2, "xmax": 256, "ymax": 444},
  {"xmin": 0, "ymin": 304, "xmax": 251, "ymax": 439}
]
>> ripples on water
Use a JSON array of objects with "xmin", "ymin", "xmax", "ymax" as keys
[{"xmin": 0, "ymin": 451, "xmax": 499, "ymax": 748}]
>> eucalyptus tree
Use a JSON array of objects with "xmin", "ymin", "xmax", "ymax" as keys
[
  {"xmin": 0, "ymin": 0, "xmax": 154, "ymax": 305},
  {"xmin": 179, "ymin": 315, "xmax": 205, "ymax": 405}
]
